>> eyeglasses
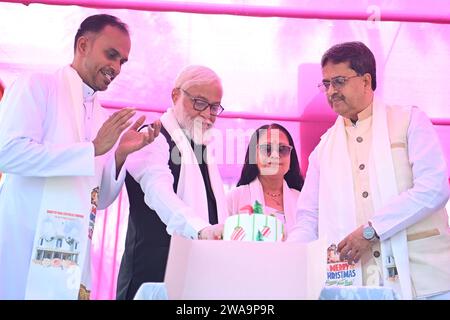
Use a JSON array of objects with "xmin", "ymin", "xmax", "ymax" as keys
[
  {"xmin": 317, "ymin": 75, "xmax": 361, "ymax": 92},
  {"xmin": 258, "ymin": 144, "xmax": 293, "ymax": 158},
  {"xmin": 180, "ymin": 88, "xmax": 224, "ymax": 116}
]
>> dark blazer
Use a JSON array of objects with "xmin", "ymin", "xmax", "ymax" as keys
[
  {"xmin": 116, "ymin": 125, "xmax": 218, "ymax": 300},
  {"xmin": 116, "ymin": 127, "xmax": 180, "ymax": 300}
]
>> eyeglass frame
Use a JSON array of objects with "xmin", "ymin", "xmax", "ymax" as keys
[
  {"xmin": 317, "ymin": 74, "xmax": 362, "ymax": 92},
  {"xmin": 257, "ymin": 143, "xmax": 293, "ymax": 158},
  {"xmin": 178, "ymin": 88, "xmax": 224, "ymax": 116}
]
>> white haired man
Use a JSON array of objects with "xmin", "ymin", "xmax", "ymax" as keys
[{"xmin": 117, "ymin": 65, "xmax": 227, "ymax": 300}]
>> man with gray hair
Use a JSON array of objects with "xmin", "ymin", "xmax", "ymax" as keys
[{"xmin": 117, "ymin": 65, "xmax": 227, "ymax": 300}]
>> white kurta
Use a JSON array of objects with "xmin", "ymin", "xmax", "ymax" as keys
[
  {"xmin": 0, "ymin": 66, "xmax": 125, "ymax": 299},
  {"xmin": 288, "ymin": 100, "xmax": 450, "ymax": 298},
  {"xmin": 226, "ymin": 178, "xmax": 300, "ymax": 232},
  {"xmin": 288, "ymin": 104, "xmax": 449, "ymax": 242}
]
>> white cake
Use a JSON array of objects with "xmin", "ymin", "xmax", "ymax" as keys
[{"xmin": 223, "ymin": 213, "xmax": 284, "ymax": 242}]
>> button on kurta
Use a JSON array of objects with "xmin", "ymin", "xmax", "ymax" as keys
[
  {"xmin": 362, "ymin": 191, "xmax": 369, "ymax": 198},
  {"xmin": 356, "ymin": 136, "xmax": 363, "ymax": 143},
  {"xmin": 359, "ymin": 164, "xmax": 365, "ymax": 170},
  {"xmin": 373, "ymin": 251, "xmax": 381, "ymax": 258}
]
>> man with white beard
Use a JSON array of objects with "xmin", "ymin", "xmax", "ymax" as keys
[{"xmin": 117, "ymin": 65, "xmax": 228, "ymax": 300}]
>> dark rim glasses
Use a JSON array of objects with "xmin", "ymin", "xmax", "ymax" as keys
[{"xmin": 180, "ymin": 88, "xmax": 224, "ymax": 116}]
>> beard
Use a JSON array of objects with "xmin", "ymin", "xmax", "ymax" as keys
[{"xmin": 173, "ymin": 104, "xmax": 214, "ymax": 145}]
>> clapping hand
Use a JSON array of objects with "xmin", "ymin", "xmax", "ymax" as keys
[
  {"xmin": 116, "ymin": 116, "xmax": 161, "ymax": 158},
  {"xmin": 93, "ymin": 108, "xmax": 136, "ymax": 156},
  {"xmin": 114, "ymin": 116, "xmax": 161, "ymax": 174}
]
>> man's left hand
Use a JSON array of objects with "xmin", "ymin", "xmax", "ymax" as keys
[
  {"xmin": 116, "ymin": 116, "xmax": 161, "ymax": 157},
  {"xmin": 337, "ymin": 226, "xmax": 372, "ymax": 264},
  {"xmin": 115, "ymin": 116, "xmax": 161, "ymax": 176}
]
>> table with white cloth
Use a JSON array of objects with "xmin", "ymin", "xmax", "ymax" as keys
[
  {"xmin": 133, "ymin": 283, "xmax": 398, "ymax": 300},
  {"xmin": 133, "ymin": 282, "xmax": 168, "ymax": 300},
  {"xmin": 319, "ymin": 286, "xmax": 399, "ymax": 300}
]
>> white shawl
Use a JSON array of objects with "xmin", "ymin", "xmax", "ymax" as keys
[
  {"xmin": 160, "ymin": 108, "xmax": 228, "ymax": 225},
  {"xmin": 317, "ymin": 98, "xmax": 412, "ymax": 299}
]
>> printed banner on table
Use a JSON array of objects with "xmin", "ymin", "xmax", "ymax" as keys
[
  {"xmin": 25, "ymin": 208, "xmax": 87, "ymax": 299},
  {"xmin": 325, "ymin": 243, "xmax": 362, "ymax": 286}
]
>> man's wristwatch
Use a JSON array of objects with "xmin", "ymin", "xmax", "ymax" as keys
[{"xmin": 362, "ymin": 223, "xmax": 378, "ymax": 241}]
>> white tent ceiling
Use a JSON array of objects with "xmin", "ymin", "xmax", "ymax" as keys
[{"xmin": 1, "ymin": 0, "xmax": 449, "ymax": 118}]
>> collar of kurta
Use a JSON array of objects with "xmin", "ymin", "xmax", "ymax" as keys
[
  {"xmin": 82, "ymin": 82, "xmax": 96, "ymax": 102},
  {"xmin": 343, "ymin": 102, "xmax": 373, "ymax": 127}
]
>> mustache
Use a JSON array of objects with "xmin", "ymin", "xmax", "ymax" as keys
[
  {"xmin": 329, "ymin": 94, "xmax": 345, "ymax": 102},
  {"xmin": 193, "ymin": 117, "xmax": 213, "ymax": 128},
  {"xmin": 101, "ymin": 68, "xmax": 116, "ymax": 81}
]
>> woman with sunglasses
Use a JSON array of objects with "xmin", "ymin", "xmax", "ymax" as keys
[{"xmin": 226, "ymin": 123, "xmax": 304, "ymax": 236}]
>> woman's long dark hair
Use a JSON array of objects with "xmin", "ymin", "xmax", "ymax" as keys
[{"xmin": 236, "ymin": 123, "xmax": 304, "ymax": 191}]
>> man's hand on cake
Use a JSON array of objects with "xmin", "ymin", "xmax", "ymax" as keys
[{"xmin": 198, "ymin": 224, "xmax": 224, "ymax": 240}]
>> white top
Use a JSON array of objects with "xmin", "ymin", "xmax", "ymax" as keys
[{"xmin": 226, "ymin": 177, "xmax": 300, "ymax": 232}]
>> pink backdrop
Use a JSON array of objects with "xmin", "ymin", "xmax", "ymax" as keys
[{"xmin": 0, "ymin": 0, "xmax": 449, "ymax": 299}]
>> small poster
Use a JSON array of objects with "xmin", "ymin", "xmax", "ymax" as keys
[
  {"xmin": 25, "ymin": 208, "xmax": 87, "ymax": 299},
  {"xmin": 325, "ymin": 243, "xmax": 362, "ymax": 286}
]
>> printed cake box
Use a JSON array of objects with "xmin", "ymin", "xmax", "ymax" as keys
[{"xmin": 164, "ymin": 235, "xmax": 326, "ymax": 300}]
